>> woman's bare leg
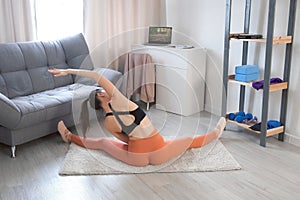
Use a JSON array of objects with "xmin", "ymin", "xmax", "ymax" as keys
[
  {"xmin": 58, "ymin": 121, "xmax": 105, "ymax": 149},
  {"xmin": 149, "ymin": 117, "xmax": 226, "ymax": 165},
  {"xmin": 188, "ymin": 129, "xmax": 218, "ymax": 149},
  {"xmin": 57, "ymin": 121, "xmax": 149, "ymax": 166},
  {"xmin": 57, "ymin": 121, "xmax": 72, "ymax": 143},
  {"xmin": 189, "ymin": 117, "xmax": 226, "ymax": 148}
]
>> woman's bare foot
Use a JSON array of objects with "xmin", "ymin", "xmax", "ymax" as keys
[
  {"xmin": 215, "ymin": 117, "xmax": 226, "ymax": 139},
  {"xmin": 57, "ymin": 121, "xmax": 71, "ymax": 143}
]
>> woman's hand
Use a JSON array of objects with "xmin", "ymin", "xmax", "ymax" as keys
[{"xmin": 48, "ymin": 68, "xmax": 68, "ymax": 77}]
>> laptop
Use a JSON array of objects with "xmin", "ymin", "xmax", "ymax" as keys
[{"xmin": 145, "ymin": 26, "xmax": 172, "ymax": 46}]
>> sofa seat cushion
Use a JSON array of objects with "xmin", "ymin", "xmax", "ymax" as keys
[{"xmin": 10, "ymin": 84, "xmax": 98, "ymax": 130}]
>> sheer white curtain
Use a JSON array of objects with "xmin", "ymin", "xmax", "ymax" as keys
[
  {"xmin": 35, "ymin": 0, "xmax": 83, "ymax": 40},
  {"xmin": 0, "ymin": 0, "xmax": 166, "ymax": 68},
  {"xmin": 0, "ymin": 0, "xmax": 36, "ymax": 43},
  {"xmin": 83, "ymin": 0, "xmax": 166, "ymax": 70}
]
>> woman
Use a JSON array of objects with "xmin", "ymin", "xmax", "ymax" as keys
[{"xmin": 48, "ymin": 68, "xmax": 226, "ymax": 167}]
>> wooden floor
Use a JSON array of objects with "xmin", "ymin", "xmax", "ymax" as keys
[{"xmin": 1, "ymin": 107, "xmax": 300, "ymax": 200}]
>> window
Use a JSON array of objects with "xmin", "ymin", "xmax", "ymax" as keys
[{"xmin": 35, "ymin": 0, "xmax": 83, "ymax": 40}]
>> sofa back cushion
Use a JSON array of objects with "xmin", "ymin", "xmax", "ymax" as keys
[
  {"xmin": 18, "ymin": 41, "xmax": 60, "ymax": 93},
  {"xmin": 0, "ymin": 43, "xmax": 35, "ymax": 98},
  {"xmin": 42, "ymin": 40, "xmax": 73, "ymax": 88},
  {"xmin": 0, "ymin": 33, "xmax": 93, "ymax": 99}
]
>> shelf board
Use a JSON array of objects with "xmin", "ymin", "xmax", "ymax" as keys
[
  {"xmin": 228, "ymin": 75, "xmax": 288, "ymax": 92},
  {"xmin": 226, "ymin": 118, "xmax": 284, "ymax": 137},
  {"xmin": 230, "ymin": 34, "xmax": 292, "ymax": 44}
]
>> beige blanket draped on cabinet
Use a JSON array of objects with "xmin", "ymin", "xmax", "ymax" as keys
[{"xmin": 123, "ymin": 53, "xmax": 155, "ymax": 103}]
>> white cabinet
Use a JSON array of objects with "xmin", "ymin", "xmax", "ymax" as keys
[{"xmin": 131, "ymin": 45, "xmax": 206, "ymax": 116}]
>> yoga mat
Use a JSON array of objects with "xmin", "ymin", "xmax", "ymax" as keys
[{"xmin": 59, "ymin": 139, "xmax": 241, "ymax": 175}]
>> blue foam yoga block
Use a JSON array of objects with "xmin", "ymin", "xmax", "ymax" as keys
[
  {"xmin": 235, "ymin": 65, "xmax": 259, "ymax": 74},
  {"xmin": 235, "ymin": 73, "xmax": 258, "ymax": 82}
]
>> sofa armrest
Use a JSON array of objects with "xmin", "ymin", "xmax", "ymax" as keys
[
  {"xmin": 94, "ymin": 68, "xmax": 123, "ymax": 86},
  {"xmin": 0, "ymin": 93, "xmax": 21, "ymax": 129}
]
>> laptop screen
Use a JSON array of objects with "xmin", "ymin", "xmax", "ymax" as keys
[{"xmin": 148, "ymin": 27, "xmax": 172, "ymax": 44}]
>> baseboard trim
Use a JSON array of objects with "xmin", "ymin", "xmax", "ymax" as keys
[
  {"xmin": 204, "ymin": 104, "xmax": 221, "ymax": 116},
  {"xmin": 283, "ymin": 132, "xmax": 300, "ymax": 147}
]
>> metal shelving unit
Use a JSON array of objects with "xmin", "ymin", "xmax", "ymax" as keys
[{"xmin": 221, "ymin": 0, "xmax": 297, "ymax": 147}]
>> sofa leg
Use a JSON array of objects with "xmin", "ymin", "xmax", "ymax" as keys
[{"xmin": 11, "ymin": 146, "xmax": 16, "ymax": 158}]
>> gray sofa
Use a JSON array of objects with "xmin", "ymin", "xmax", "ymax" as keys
[{"xmin": 0, "ymin": 33, "xmax": 122, "ymax": 157}]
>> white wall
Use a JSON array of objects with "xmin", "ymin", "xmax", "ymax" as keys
[{"xmin": 166, "ymin": 0, "xmax": 300, "ymax": 146}]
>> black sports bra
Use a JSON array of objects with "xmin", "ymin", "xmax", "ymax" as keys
[{"xmin": 106, "ymin": 103, "xmax": 146, "ymax": 135}]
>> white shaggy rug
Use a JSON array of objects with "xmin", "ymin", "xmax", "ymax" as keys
[{"xmin": 59, "ymin": 140, "xmax": 241, "ymax": 175}]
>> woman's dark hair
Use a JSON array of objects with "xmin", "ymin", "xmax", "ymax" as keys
[
  {"xmin": 88, "ymin": 88, "xmax": 102, "ymax": 110},
  {"xmin": 79, "ymin": 89, "xmax": 103, "ymax": 137}
]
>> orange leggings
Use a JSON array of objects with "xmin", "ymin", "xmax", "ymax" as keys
[
  {"xmin": 70, "ymin": 131, "xmax": 216, "ymax": 153},
  {"xmin": 127, "ymin": 132, "xmax": 166, "ymax": 153}
]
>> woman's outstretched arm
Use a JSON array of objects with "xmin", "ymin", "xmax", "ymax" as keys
[{"xmin": 48, "ymin": 68, "xmax": 116, "ymax": 97}]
